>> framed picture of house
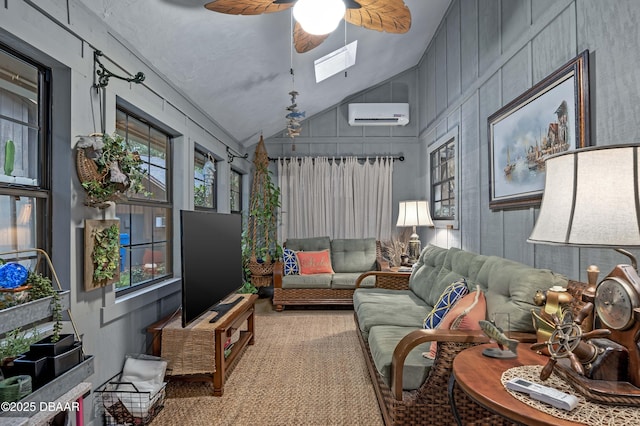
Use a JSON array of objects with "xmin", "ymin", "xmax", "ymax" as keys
[{"xmin": 488, "ymin": 50, "xmax": 590, "ymax": 210}]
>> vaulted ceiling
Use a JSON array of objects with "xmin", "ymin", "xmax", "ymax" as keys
[{"xmin": 78, "ymin": 0, "xmax": 451, "ymax": 145}]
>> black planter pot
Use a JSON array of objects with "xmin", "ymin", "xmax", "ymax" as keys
[
  {"xmin": 257, "ymin": 285, "xmax": 273, "ymax": 299},
  {"xmin": 12, "ymin": 352, "xmax": 49, "ymax": 389},
  {"xmin": 12, "ymin": 340, "xmax": 83, "ymax": 390},
  {"xmin": 48, "ymin": 342, "xmax": 82, "ymax": 378},
  {"xmin": 29, "ymin": 334, "xmax": 74, "ymax": 358}
]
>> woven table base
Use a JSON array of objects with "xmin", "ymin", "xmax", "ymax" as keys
[{"xmin": 501, "ymin": 365, "xmax": 640, "ymax": 425}]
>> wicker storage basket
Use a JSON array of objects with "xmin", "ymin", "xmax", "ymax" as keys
[
  {"xmin": 248, "ymin": 261, "xmax": 274, "ymax": 277},
  {"xmin": 75, "ymin": 147, "xmax": 103, "ymax": 185},
  {"xmin": 250, "ymin": 275, "xmax": 272, "ymax": 287}
]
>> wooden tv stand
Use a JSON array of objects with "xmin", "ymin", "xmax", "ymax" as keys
[{"xmin": 146, "ymin": 294, "xmax": 257, "ymax": 396}]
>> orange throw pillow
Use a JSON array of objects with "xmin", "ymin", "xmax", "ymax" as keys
[
  {"xmin": 426, "ymin": 286, "xmax": 486, "ymax": 359},
  {"xmin": 295, "ymin": 250, "xmax": 334, "ymax": 275}
]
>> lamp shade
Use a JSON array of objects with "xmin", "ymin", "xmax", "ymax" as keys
[
  {"xmin": 396, "ymin": 201, "xmax": 434, "ymax": 228},
  {"xmin": 528, "ymin": 144, "xmax": 640, "ymax": 247},
  {"xmin": 293, "ymin": 0, "xmax": 346, "ymax": 36}
]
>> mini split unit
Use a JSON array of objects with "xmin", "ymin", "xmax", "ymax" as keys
[{"xmin": 348, "ymin": 103, "xmax": 410, "ymax": 126}]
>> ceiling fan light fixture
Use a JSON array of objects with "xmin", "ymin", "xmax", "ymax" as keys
[{"xmin": 293, "ymin": 0, "xmax": 346, "ymax": 36}]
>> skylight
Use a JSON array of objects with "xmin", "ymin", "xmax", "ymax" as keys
[{"xmin": 314, "ymin": 40, "xmax": 358, "ymax": 83}]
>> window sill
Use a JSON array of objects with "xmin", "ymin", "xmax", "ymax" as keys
[
  {"xmin": 101, "ymin": 278, "xmax": 181, "ymax": 324},
  {"xmin": 433, "ymin": 219, "xmax": 458, "ymax": 230}
]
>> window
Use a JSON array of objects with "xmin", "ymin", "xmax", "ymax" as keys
[
  {"xmin": 0, "ymin": 46, "xmax": 50, "ymax": 253},
  {"xmin": 428, "ymin": 127, "xmax": 459, "ymax": 228},
  {"xmin": 194, "ymin": 146, "xmax": 217, "ymax": 210},
  {"xmin": 115, "ymin": 108, "xmax": 172, "ymax": 293},
  {"xmin": 230, "ymin": 169, "xmax": 242, "ymax": 213}
]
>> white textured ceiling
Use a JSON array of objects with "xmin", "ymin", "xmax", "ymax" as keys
[{"xmin": 78, "ymin": 0, "xmax": 451, "ymax": 145}]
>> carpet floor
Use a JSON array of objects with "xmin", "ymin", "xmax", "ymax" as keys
[{"xmin": 150, "ymin": 301, "xmax": 384, "ymax": 426}]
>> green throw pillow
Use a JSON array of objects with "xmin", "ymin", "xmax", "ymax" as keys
[{"xmin": 423, "ymin": 278, "xmax": 469, "ymax": 329}]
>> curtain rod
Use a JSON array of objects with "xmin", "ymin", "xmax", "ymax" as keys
[{"xmin": 269, "ymin": 155, "xmax": 404, "ymax": 163}]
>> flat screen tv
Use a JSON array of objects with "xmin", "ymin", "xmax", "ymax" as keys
[{"xmin": 180, "ymin": 210, "xmax": 243, "ymax": 327}]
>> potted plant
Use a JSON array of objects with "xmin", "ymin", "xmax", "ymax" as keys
[
  {"xmin": 25, "ymin": 269, "xmax": 77, "ymax": 377},
  {"xmin": 13, "ymin": 271, "xmax": 82, "ymax": 388},
  {"xmin": 246, "ymin": 136, "xmax": 281, "ymax": 291},
  {"xmin": 26, "ymin": 271, "xmax": 63, "ymax": 344},
  {"xmin": 75, "ymin": 132, "xmax": 149, "ymax": 208},
  {"xmin": 0, "ymin": 327, "xmax": 41, "ymax": 372}
]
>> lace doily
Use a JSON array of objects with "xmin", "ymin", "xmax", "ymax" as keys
[{"xmin": 501, "ymin": 365, "xmax": 640, "ymax": 426}]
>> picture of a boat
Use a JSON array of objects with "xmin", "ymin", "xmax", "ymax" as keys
[{"xmin": 504, "ymin": 146, "xmax": 515, "ymax": 176}]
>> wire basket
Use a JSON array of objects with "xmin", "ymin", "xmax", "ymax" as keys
[{"xmin": 96, "ymin": 373, "xmax": 166, "ymax": 426}]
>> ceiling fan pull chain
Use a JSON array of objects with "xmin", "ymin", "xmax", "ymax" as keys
[{"xmin": 344, "ymin": 19, "xmax": 348, "ymax": 78}]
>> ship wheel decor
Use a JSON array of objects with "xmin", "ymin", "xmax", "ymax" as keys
[
  {"xmin": 204, "ymin": 0, "xmax": 412, "ymax": 53},
  {"xmin": 531, "ymin": 313, "xmax": 610, "ymax": 382},
  {"xmin": 247, "ymin": 136, "xmax": 281, "ymax": 287}
]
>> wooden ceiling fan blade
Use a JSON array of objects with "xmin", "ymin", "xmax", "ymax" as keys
[
  {"xmin": 204, "ymin": 0, "xmax": 293, "ymax": 15},
  {"xmin": 345, "ymin": 0, "xmax": 411, "ymax": 34},
  {"xmin": 294, "ymin": 22, "xmax": 329, "ymax": 53}
]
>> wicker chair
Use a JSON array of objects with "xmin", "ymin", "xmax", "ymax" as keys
[{"xmin": 353, "ymin": 272, "xmax": 589, "ymax": 426}]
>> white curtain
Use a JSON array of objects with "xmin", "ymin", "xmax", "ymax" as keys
[{"xmin": 277, "ymin": 156, "xmax": 393, "ymax": 241}]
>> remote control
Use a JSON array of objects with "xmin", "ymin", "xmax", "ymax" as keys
[{"xmin": 505, "ymin": 377, "xmax": 579, "ymax": 411}]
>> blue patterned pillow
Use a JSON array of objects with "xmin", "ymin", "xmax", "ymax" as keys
[
  {"xmin": 423, "ymin": 278, "xmax": 469, "ymax": 329},
  {"xmin": 283, "ymin": 248, "xmax": 299, "ymax": 276}
]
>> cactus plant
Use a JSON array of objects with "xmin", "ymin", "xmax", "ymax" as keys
[{"xmin": 4, "ymin": 139, "xmax": 15, "ymax": 176}]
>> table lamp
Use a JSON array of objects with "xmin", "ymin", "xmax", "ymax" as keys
[
  {"xmin": 396, "ymin": 201, "xmax": 434, "ymax": 264},
  {"xmin": 527, "ymin": 144, "xmax": 640, "ymax": 259},
  {"xmin": 527, "ymin": 144, "xmax": 640, "ymax": 399}
]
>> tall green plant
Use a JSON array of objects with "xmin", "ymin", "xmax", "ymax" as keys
[{"xmin": 248, "ymin": 163, "xmax": 281, "ymax": 262}]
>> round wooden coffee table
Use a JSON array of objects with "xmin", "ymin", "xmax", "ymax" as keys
[{"xmin": 450, "ymin": 343, "xmax": 582, "ymax": 426}]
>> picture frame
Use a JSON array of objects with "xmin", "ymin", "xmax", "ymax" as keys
[{"xmin": 488, "ymin": 50, "xmax": 590, "ymax": 210}]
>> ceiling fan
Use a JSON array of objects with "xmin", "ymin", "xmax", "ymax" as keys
[{"xmin": 204, "ymin": 0, "xmax": 412, "ymax": 53}]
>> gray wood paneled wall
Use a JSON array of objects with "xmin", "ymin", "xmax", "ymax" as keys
[{"xmin": 265, "ymin": 0, "xmax": 640, "ymax": 282}]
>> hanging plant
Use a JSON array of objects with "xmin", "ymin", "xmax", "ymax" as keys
[
  {"xmin": 92, "ymin": 223, "xmax": 120, "ymax": 284},
  {"xmin": 246, "ymin": 136, "xmax": 282, "ymax": 288},
  {"xmin": 75, "ymin": 133, "xmax": 150, "ymax": 208}
]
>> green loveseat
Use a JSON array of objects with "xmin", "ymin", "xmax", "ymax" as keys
[
  {"xmin": 353, "ymin": 244, "xmax": 585, "ymax": 425},
  {"xmin": 273, "ymin": 237, "xmax": 406, "ymax": 311}
]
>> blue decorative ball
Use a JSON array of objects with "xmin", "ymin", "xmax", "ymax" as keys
[{"xmin": 0, "ymin": 263, "xmax": 29, "ymax": 289}]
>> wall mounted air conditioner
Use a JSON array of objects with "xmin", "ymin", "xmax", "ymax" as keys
[{"xmin": 348, "ymin": 103, "xmax": 409, "ymax": 126}]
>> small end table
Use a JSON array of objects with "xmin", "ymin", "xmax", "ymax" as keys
[{"xmin": 450, "ymin": 343, "xmax": 582, "ymax": 426}]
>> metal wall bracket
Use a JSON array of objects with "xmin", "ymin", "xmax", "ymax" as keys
[
  {"xmin": 227, "ymin": 147, "xmax": 248, "ymax": 163},
  {"xmin": 93, "ymin": 50, "xmax": 145, "ymax": 89}
]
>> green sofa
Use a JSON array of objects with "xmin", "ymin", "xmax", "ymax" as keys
[
  {"xmin": 353, "ymin": 244, "xmax": 580, "ymax": 425},
  {"xmin": 273, "ymin": 237, "xmax": 404, "ymax": 311}
]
